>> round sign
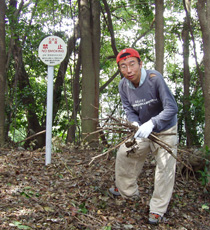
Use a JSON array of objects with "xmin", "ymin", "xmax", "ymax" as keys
[{"xmin": 38, "ymin": 36, "xmax": 67, "ymax": 66}]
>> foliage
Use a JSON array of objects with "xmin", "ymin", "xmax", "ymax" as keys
[
  {"xmin": 199, "ymin": 166, "xmax": 210, "ymax": 187},
  {"xmin": 198, "ymin": 146, "xmax": 210, "ymax": 186}
]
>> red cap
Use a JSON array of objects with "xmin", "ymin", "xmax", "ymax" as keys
[{"xmin": 116, "ymin": 48, "xmax": 140, "ymax": 63}]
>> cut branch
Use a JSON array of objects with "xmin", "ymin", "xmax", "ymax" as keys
[{"xmin": 84, "ymin": 116, "xmax": 193, "ymax": 172}]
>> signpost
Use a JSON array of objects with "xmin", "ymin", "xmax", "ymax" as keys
[{"xmin": 38, "ymin": 36, "xmax": 67, "ymax": 165}]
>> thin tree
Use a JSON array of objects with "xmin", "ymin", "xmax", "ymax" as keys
[
  {"xmin": 155, "ymin": 0, "xmax": 164, "ymax": 74},
  {"xmin": 66, "ymin": 45, "xmax": 82, "ymax": 143},
  {"xmin": 182, "ymin": 0, "xmax": 193, "ymax": 146},
  {"xmin": 0, "ymin": 0, "xmax": 6, "ymax": 146}
]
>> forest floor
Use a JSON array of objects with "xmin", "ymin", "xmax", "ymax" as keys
[{"xmin": 0, "ymin": 143, "xmax": 210, "ymax": 230}]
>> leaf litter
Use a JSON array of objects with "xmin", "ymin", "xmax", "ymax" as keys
[{"xmin": 0, "ymin": 145, "xmax": 210, "ymax": 230}]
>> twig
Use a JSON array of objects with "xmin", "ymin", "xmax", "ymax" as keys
[
  {"xmin": 57, "ymin": 153, "xmax": 77, "ymax": 178},
  {"xmin": 89, "ymin": 133, "xmax": 134, "ymax": 165},
  {"xmin": 148, "ymin": 133, "xmax": 193, "ymax": 171},
  {"xmin": 16, "ymin": 130, "xmax": 46, "ymax": 144}
]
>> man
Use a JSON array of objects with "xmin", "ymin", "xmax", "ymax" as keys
[{"xmin": 109, "ymin": 48, "xmax": 178, "ymax": 225}]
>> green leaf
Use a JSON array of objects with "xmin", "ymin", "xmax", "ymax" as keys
[
  {"xmin": 78, "ymin": 203, "xmax": 88, "ymax": 214},
  {"xmin": 10, "ymin": 221, "xmax": 31, "ymax": 229},
  {"xmin": 103, "ymin": 226, "xmax": 112, "ymax": 230},
  {"xmin": 202, "ymin": 204, "xmax": 209, "ymax": 210}
]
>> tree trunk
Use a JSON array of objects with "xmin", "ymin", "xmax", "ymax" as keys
[
  {"xmin": 80, "ymin": 0, "xmax": 100, "ymax": 146},
  {"xmin": 102, "ymin": 0, "xmax": 118, "ymax": 56},
  {"xmin": 155, "ymin": 0, "xmax": 164, "ymax": 74},
  {"xmin": 197, "ymin": 1, "xmax": 210, "ymax": 149},
  {"xmin": 0, "ymin": 0, "xmax": 6, "ymax": 146},
  {"xmin": 182, "ymin": 0, "xmax": 193, "ymax": 146},
  {"xmin": 53, "ymin": 24, "xmax": 80, "ymax": 122},
  {"xmin": 197, "ymin": 0, "xmax": 210, "ymax": 185},
  {"xmin": 66, "ymin": 46, "xmax": 82, "ymax": 143}
]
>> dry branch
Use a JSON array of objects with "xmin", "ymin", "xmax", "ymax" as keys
[
  {"xmin": 85, "ymin": 116, "xmax": 193, "ymax": 171},
  {"xmin": 16, "ymin": 130, "xmax": 46, "ymax": 144},
  {"xmin": 88, "ymin": 132, "xmax": 134, "ymax": 165}
]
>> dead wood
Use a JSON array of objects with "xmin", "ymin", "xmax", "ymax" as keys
[
  {"xmin": 16, "ymin": 130, "xmax": 46, "ymax": 144},
  {"xmin": 84, "ymin": 116, "xmax": 193, "ymax": 170}
]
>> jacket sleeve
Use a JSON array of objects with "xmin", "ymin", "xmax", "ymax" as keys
[{"xmin": 150, "ymin": 73, "xmax": 178, "ymax": 130}]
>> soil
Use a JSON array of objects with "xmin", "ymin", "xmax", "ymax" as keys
[{"xmin": 0, "ymin": 145, "xmax": 210, "ymax": 230}]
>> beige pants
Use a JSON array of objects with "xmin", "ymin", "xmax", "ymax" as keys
[{"xmin": 115, "ymin": 125, "xmax": 177, "ymax": 216}]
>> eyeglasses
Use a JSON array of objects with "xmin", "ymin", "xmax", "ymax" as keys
[{"xmin": 119, "ymin": 61, "xmax": 138, "ymax": 72}]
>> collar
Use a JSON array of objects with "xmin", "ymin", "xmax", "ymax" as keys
[{"xmin": 126, "ymin": 68, "xmax": 146, "ymax": 89}]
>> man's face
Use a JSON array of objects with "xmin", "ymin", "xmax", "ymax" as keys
[{"xmin": 118, "ymin": 57, "xmax": 142, "ymax": 87}]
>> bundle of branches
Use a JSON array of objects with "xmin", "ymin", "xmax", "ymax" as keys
[{"xmin": 84, "ymin": 116, "xmax": 192, "ymax": 171}]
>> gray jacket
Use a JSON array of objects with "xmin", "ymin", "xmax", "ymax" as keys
[{"xmin": 118, "ymin": 69, "xmax": 178, "ymax": 133}]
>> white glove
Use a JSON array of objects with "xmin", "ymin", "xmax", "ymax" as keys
[
  {"xmin": 132, "ymin": 121, "xmax": 139, "ymax": 127},
  {"xmin": 134, "ymin": 119, "xmax": 154, "ymax": 139}
]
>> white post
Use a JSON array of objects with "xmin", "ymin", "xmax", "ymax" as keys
[
  {"xmin": 38, "ymin": 35, "xmax": 67, "ymax": 165},
  {"xmin": 45, "ymin": 66, "xmax": 54, "ymax": 165}
]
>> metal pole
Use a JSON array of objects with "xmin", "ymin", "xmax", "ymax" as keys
[{"xmin": 45, "ymin": 66, "xmax": 54, "ymax": 165}]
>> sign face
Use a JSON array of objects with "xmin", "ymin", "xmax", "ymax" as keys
[{"xmin": 38, "ymin": 36, "xmax": 67, "ymax": 66}]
